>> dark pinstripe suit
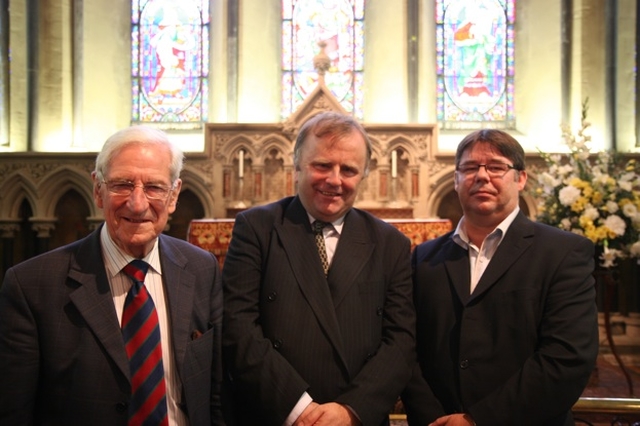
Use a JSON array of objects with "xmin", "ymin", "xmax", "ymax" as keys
[
  {"xmin": 222, "ymin": 196, "xmax": 415, "ymax": 426},
  {"xmin": 0, "ymin": 226, "xmax": 224, "ymax": 425}
]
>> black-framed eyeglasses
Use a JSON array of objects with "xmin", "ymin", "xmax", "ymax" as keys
[
  {"xmin": 456, "ymin": 162, "xmax": 519, "ymax": 178},
  {"xmin": 101, "ymin": 180, "xmax": 174, "ymax": 200}
]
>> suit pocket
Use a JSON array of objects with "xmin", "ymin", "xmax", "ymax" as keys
[{"xmin": 185, "ymin": 327, "xmax": 214, "ymax": 373}]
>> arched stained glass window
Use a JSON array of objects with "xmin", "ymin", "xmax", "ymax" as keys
[
  {"xmin": 281, "ymin": 0, "xmax": 364, "ymax": 119},
  {"xmin": 436, "ymin": 0, "xmax": 515, "ymax": 129},
  {"xmin": 131, "ymin": 0, "xmax": 209, "ymax": 128}
]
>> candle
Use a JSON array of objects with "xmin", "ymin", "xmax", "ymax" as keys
[
  {"xmin": 391, "ymin": 149, "xmax": 397, "ymax": 178},
  {"xmin": 239, "ymin": 149, "xmax": 244, "ymax": 178}
]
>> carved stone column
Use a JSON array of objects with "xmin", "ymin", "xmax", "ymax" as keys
[
  {"xmin": 30, "ymin": 219, "xmax": 56, "ymax": 255},
  {"xmin": 252, "ymin": 165, "xmax": 264, "ymax": 202},
  {"xmin": 0, "ymin": 222, "xmax": 21, "ymax": 277}
]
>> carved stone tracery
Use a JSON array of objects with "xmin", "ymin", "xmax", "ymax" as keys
[{"xmin": 205, "ymin": 80, "xmax": 439, "ymax": 218}]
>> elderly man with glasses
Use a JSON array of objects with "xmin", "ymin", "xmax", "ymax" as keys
[{"xmin": 0, "ymin": 125, "xmax": 225, "ymax": 425}]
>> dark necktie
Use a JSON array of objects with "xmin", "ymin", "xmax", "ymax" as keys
[
  {"xmin": 121, "ymin": 259, "xmax": 169, "ymax": 426},
  {"xmin": 314, "ymin": 221, "xmax": 330, "ymax": 276}
]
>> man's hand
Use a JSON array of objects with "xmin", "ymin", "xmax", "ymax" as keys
[
  {"xmin": 293, "ymin": 402, "xmax": 360, "ymax": 426},
  {"xmin": 429, "ymin": 413, "xmax": 476, "ymax": 426}
]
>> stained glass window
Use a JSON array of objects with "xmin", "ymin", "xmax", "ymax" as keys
[
  {"xmin": 436, "ymin": 0, "xmax": 515, "ymax": 129},
  {"xmin": 131, "ymin": 0, "xmax": 209, "ymax": 128},
  {"xmin": 281, "ymin": 0, "xmax": 364, "ymax": 119}
]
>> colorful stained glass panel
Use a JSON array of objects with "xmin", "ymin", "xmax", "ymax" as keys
[
  {"xmin": 436, "ymin": 0, "xmax": 515, "ymax": 129},
  {"xmin": 281, "ymin": 0, "xmax": 364, "ymax": 119},
  {"xmin": 132, "ymin": 0, "xmax": 209, "ymax": 128}
]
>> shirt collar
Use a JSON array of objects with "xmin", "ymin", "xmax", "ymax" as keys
[
  {"xmin": 100, "ymin": 224, "xmax": 162, "ymax": 278},
  {"xmin": 307, "ymin": 213, "xmax": 345, "ymax": 236},
  {"xmin": 453, "ymin": 206, "xmax": 520, "ymax": 248}
]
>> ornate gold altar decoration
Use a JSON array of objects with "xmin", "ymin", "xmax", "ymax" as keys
[
  {"xmin": 188, "ymin": 218, "xmax": 452, "ymax": 269},
  {"xmin": 387, "ymin": 219, "xmax": 452, "ymax": 250},
  {"xmin": 187, "ymin": 219, "xmax": 235, "ymax": 269}
]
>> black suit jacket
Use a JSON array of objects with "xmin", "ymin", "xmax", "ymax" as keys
[
  {"xmin": 0, "ymin": 226, "xmax": 224, "ymax": 425},
  {"xmin": 222, "ymin": 196, "xmax": 416, "ymax": 426},
  {"xmin": 402, "ymin": 212, "xmax": 599, "ymax": 425}
]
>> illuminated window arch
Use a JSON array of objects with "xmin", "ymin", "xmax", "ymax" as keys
[
  {"xmin": 436, "ymin": 0, "xmax": 515, "ymax": 129},
  {"xmin": 131, "ymin": 0, "xmax": 209, "ymax": 128},
  {"xmin": 281, "ymin": 0, "xmax": 364, "ymax": 119}
]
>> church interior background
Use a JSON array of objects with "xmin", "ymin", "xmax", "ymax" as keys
[{"xmin": 1, "ymin": 1, "xmax": 640, "ymax": 402}]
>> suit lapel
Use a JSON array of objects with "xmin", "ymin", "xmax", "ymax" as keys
[
  {"xmin": 67, "ymin": 229, "xmax": 130, "ymax": 379},
  {"xmin": 469, "ymin": 212, "xmax": 534, "ymax": 302},
  {"xmin": 440, "ymin": 238, "xmax": 472, "ymax": 304},
  {"xmin": 328, "ymin": 211, "xmax": 375, "ymax": 308},
  {"xmin": 274, "ymin": 198, "xmax": 345, "ymax": 359},
  {"xmin": 158, "ymin": 235, "xmax": 195, "ymax": 377}
]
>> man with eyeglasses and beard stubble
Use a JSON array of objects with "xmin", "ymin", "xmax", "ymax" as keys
[{"xmin": 401, "ymin": 129, "xmax": 599, "ymax": 426}]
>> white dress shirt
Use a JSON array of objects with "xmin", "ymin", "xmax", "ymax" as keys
[
  {"xmin": 100, "ymin": 225, "xmax": 188, "ymax": 426},
  {"xmin": 452, "ymin": 207, "xmax": 520, "ymax": 294}
]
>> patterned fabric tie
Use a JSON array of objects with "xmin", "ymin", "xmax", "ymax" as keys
[
  {"xmin": 314, "ymin": 221, "xmax": 330, "ymax": 276},
  {"xmin": 121, "ymin": 259, "xmax": 169, "ymax": 426}
]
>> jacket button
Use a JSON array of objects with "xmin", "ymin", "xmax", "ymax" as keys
[
  {"xmin": 267, "ymin": 292, "xmax": 277, "ymax": 301},
  {"xmin": 376, "ymin": 307, "xmax": 383, "ymax": 316},
  {"xmin": 115, "ymin": 402, "xmax": 128, "ymax": 412},
  {"xmin": 273, "ymin": 339, "xmax": 282, "ymax": 349},
  {"xmin": 460, "ymin": 359, "xmax": 469, "ymax": 369}
]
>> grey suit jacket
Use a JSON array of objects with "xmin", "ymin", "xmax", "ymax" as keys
[
  {"xmin": 0, "ymin": 226, "xmax": 224, "ymax": 425},
  {"xmin": 402, "ymin": 212, "xmax": 599, "ymax": 425},
  {"xmin": 222, "ymin": 196, "xmax": 416, "ymax": 426}
]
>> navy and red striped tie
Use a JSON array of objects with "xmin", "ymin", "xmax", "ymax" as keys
[{"xmin": 121, "ymin": 259, "xmax": 169, "ymax": 426}]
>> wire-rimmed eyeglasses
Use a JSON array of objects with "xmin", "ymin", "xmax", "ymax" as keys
[
  {"xmin": 456, "ymin": 162, "xmax": 519, "ymax": 178},
  {"xmin": 101, "ymin": 180, "xmax": 174, "ymax": 200}
]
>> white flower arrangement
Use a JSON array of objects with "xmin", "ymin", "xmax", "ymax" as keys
[{"xmin": 534, "ymin": 100, "xmax": 640, "ymax": 268}]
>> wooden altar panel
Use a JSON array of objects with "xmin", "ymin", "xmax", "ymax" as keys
[{"xmin": 187, "ymin": 218, "xmax": 452, "ymax": 269}]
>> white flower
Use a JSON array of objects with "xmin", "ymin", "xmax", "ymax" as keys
[
  {"xmin": 594, "ymin": 174, "xmax": 610, "ymax": 186},
  {"xmin": 620, "ymin": 181, "xmax": 633, "ymax": 191},
  {"xmin": 576, "ymin": 151, "xmax": 590, "ymax": 161},
  {"xmin": 583, "ymin": 206, "xmax": 599, "ymax": 221},
  {"xmin": 603, "ymin": 215, "xmax": 627, "ymax": 236},
  {"xmin": 557, "ymin": 164, "xmax": 574, "ymax": 176},
  {"xmin": 600, "ymin": 247, "xmax": 625, "ymax": 268},
  {"xmin": 621, "ymin": 171, "xmax": 635, "ymax": 181},
  {"xmin": 560, "ymin": 218, "xmax": 572, "ymax": 230},
  {"xmin": 538, "ymin": 172, "xmax": 561, "ymax": 192},
  {"xmin": 623, "ymin": 203, "xmax": 638, "ymax": 218},
  {"xmin": 606, "ymin": 200, "xmax": 619, "ymax": 213},
  {"xmin": 558, "ymin": 185, "xmax": 581, "ymax": 206},
  {"xmin": 630, "ymin": 241, "xmax": 640, "ymax": 257}
]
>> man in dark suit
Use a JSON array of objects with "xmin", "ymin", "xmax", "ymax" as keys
[
  {"xmin": 222, "ymin": 111, "xmax": 415, "ymax": 426},
  {"xmin": 0, "ymin": 126, "xmax": 224, "ymax": 425},
  {"xmin": 402, "ymin": 129, "xmax": 599, "ymax": 425}
]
